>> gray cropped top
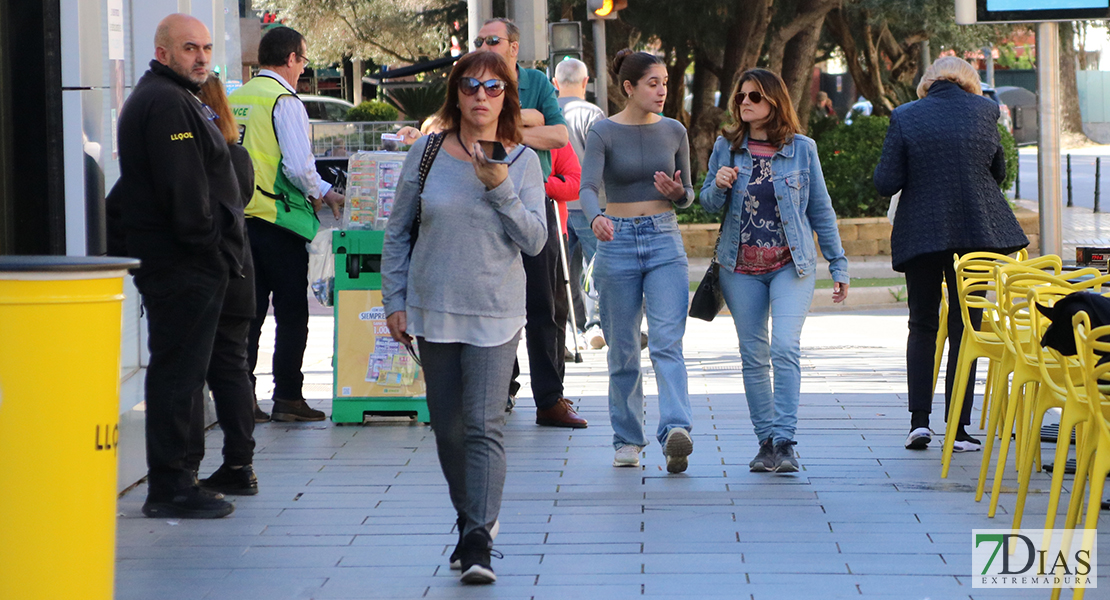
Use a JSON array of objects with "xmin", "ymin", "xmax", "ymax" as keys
[{"xmin": 578, "ymin": 117, "xmax": 695, "ymax": 223}]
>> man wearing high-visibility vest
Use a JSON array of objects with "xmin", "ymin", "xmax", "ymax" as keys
[{"xmin": 230, "ymin": 26, "xmax": 344, "ymax": 423}]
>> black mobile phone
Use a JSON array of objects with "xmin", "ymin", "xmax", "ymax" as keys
[{"xmin": 478, "ymin": 140, "xmax": 510, "ymax": 163}]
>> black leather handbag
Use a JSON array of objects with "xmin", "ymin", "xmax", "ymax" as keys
[{"xmin": 688, "ymin": 150, "xmax": 735, "ymax": 322}]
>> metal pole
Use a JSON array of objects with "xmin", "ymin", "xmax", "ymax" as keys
[
  {"xmin": 983, "ymin": 45, "xmax": 994, "ymax": 87},
  {"xmin": 592, "ymin": 18, "xmax": 608, "ymax": 116},
  {"xmin": 468, "ymin": 0, "xmax": 493, "ymax": 52},
  {"xmin": 1067, "ymin": 154, "xmax": 1073, "ymax": 207},
  {"xmin": 1015, "ymin": 159, "xmax": 1021, "ymax": 199},
  {"xmin": 1036, "ymin": 22, "xmax": 1063, "ymax": 257},
  {"xmin": 1095, "ymin": 157, "xmax": 1102, "ymax": 213}
]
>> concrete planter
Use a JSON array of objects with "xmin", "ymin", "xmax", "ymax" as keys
[{"xmin": 679, "ymin": 207, "xmax": 1040, "ymax": 258}]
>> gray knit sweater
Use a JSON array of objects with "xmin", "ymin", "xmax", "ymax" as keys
[{"xmin": 382, "ymin": 136, "xmax": 548, "ymax": 319}]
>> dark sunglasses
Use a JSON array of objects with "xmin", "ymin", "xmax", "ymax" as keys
[
  {"xmin": 473, "ymin": 35, "xmax": 506, "ymax": 48},
  {"xmin": 459, "ymin": 77, "xmax": 507, "ymax": 98},
  {"xmin": 403, "ymin": 340, "xmax": 422, "ymax": 367},
  {"xmin": 734, "ymin": 91, "xmax": 765, "ymax": 105}
]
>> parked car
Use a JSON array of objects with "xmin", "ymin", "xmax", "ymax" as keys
[
  {"xmin": 300, "ymin": 95, "xmax": 355, "ymax": 122},
  {"xmin": 844, "ymin": 83, "xmax": 1012, "ymax": 133}
]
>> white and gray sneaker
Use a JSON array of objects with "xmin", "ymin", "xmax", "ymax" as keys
[
  {"xmin": 664, "ymin": 428, "xmax": 693, "ymax": 473},
  {"xmin": 953, "ymin": 433, "xmax": 982, "ymax": 453},
  {"xmin": 905, "ymin": 427, "xmax": 932, "ymax": 450},
  {"xmin": 613, "ymin": 445, "xmax": 642, "ymax": 467}
]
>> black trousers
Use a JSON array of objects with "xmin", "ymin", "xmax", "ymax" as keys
[
  {"xmin": 136, "ymin": 256, "xmax": 228, "ymax": 499},
  {"xmin": 185, "ymin": 316, "xmax": 257, "ymax": 471},
  {"xmin": 510, "ymin": 199, "xmax": 569, "ymax": 409},
  {"xmin": 245, "ymin": 219, "xmax": 310, "ymax": 401},
  {"xmin": 903, "ymin": 251, "xmax": 982, "ymax": 426}
]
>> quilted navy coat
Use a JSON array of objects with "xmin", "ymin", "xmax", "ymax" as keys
[{"xmin": 873, "ymin": 80, "xmax": 1028, "ymax": 271}]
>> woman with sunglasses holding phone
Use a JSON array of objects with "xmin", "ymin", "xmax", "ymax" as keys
[
  {"xmin": 700, "ymin": 69, "xmax": 849, "ymax": 473},
  {"xmin": 579, "ymin": 49, "xmax": 696, "ymax": 474},
  {"xmin": 381, "ymin": 51, "xmax": 547, "ymax": 585}
]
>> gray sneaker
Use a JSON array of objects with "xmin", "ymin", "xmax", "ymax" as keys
[
  {"xmin": 749, "ymin": 438, "xmax": 775, "ymax": 472},
  {"xmin": 772, "ymin": 440, "xmax": 799, "ymax": 473},
  {"xmin": 664, "ymin": 428, "xmax": 693, "ymax": 473},
  {"xmin": 613, "ymin": 445, "xmax": 642, "ymax": 467}
]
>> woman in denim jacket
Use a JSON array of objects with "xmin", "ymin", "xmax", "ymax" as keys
[{"xmin": 700, "ymin": 69, "xmax": 849, "ymax": 473}]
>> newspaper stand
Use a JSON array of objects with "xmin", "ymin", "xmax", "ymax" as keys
[{"xmin": 330, "ymin": 150, "xmax": 428, "ymax": 423}]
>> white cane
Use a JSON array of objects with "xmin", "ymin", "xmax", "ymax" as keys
[{"xmin": 552, "ymin": 202, "xmax": 583, "ymax": 363}]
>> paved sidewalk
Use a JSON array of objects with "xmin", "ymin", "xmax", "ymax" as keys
[{"xmin": 116, "ymin": 311, "xmax": 1109, "ymax": 599}]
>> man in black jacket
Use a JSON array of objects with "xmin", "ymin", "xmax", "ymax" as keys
[{"xmin": 106, "ymin": 13, "xmax": 241, "ymax": 519}]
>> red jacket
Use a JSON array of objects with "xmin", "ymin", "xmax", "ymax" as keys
[{"xmin": 544, "ymin": 143, "xmax": 581, "ymax": 235}]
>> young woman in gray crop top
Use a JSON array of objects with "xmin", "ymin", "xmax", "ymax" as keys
[{"xmin": 578, "ymin": 49, "xmax": 695, "ymax": 474}]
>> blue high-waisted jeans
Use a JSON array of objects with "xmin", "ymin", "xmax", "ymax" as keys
[
  {"xmin": 595, "ymin": 212, "xmax": 692, "ymax": 450},
  {"xmin": 720, "ymin": 264, "xmax": 815, "ymax": 444}
]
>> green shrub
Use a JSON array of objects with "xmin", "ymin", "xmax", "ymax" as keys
[
  {"xmin": 345, "ymin": 100, "xmax": 399, "ymax": 122},
  {"xmin": 679, "ymin": 171, "xmax": 721, "ymax": 224},
  {"xmin": 998, "ymin": 122, "xmax": 1018, "ymax": 194},
  {"xmin": 815, "ymin": 115, "xmax": 891, "ymax": 218}
]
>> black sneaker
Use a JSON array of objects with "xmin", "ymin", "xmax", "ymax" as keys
[
  {"xmin": 773, "ymin": 440, "xmax": 799, "ymax": 473},
  {"xmin": 200, "ymin": 464, "xmax": 259, "ymax": 496},
  {"xmin": 953, "ymin": 430, "xmax": 982, "ymax": 453},
  {"xmin": 142, "ymin": 486, "xmax": 235, "ymax": 519},
  {"xmin": 459, "ymin": 530, "xmax": 501, "ymax": 584},
  {"xmin": 451, "ymin": 519, "xmax": 499, "ymax": 570},
  {"xmin": 749, "ymin": 438, "xmax": 774, "ymax": 472}
]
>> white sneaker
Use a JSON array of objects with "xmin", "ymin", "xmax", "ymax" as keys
[
  {"xmin": 905, "ymin": 427, "xmax": 932, "ymax": 450},
  {"xmin": 613, "ymin": 445, "xmax": 642, "ymax": 467},
  {"xmin": 953, "ymin": 436, "xmax": 982, "ymax": 453},
  {"xmin": 586, "ymin": 326, "xmax": 606, "ymax": 349},
  {"xmin": 663, "ymin": 428, "xmax": 693, "ymax": 473}
]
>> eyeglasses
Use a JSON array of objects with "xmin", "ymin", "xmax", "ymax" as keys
[
  {"xmin": 200, "ymin": 103, "xmax": 218, "ymax": 121},
  {"xmin": 734, "ymin": 91, "xmax": 765, "ymax": 105},
  {"xmin": 473, "ymin": 35, "xmax": 507, "ymax": 48},
  {"xmin": 459, "ymin": 77, "xmax": 507, "ymax": 98}
]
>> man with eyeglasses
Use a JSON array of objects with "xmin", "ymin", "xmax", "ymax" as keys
[
  {"xmin": 470, "ymin": 18, "xmax": 586, "ymax": 429},
  {"xmin": 230, "ymin": 27, "xmax": 344, "ymax": 424},
  {"xmin": 107, "ymin": 13, "xmax": 244, "ymax": 519}
]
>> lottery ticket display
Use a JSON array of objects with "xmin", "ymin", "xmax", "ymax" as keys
[{"xmin": 343, "ymin": 151, "xmax": 407, "ymax": 230}]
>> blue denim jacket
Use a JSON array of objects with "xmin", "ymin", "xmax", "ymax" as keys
[{"xmin": 699, "ymin": 134, "xmax": 849, "ymax": 284}]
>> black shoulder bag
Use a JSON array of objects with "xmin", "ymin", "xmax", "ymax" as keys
[
  {"xmin": 409, "ymin": 132, "xmax": 445, "ymax": 254},
  {"xmin": 688, "ymin": 150, "xmax": 736, "ymax": 322}
]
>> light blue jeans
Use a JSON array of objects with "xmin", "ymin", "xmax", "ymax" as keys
[
  {"xmin": 719, "ymin": 264, "xmax": 815, "ymax": 444},
  {"xmin": 595, "ymin": 212, "xmax": 692, "ymax": 450}
]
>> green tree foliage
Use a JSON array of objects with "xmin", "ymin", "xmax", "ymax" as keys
[
  {"xmin": 345, "ymin": 100, "xmax": 399, "ymax": 122},
  {"xmin": 998, "ymin": 122, "xmax": 1019, "ymax": 195},
  {"xmin": 256, "ymin": 0, "xmax": 464, "ymax": 64}
]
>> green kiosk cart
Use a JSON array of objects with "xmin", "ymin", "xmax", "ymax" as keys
[{"xmin": 330, "ymin": 151, "xmax": 429, "ymax": 423}]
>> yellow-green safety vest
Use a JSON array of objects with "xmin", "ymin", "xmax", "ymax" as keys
[{"xmin": 229, "ymin": 76, "xmax": 319, "ymax": 240}]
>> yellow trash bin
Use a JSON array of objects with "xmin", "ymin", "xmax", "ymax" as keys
[{"xmin": 0, "ymin": 255, "xmax": 139, "ymax": 600}]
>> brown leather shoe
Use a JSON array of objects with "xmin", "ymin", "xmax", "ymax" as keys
[
  {"xmin": 536, "ymin": 398, "xmax": 588, "ymax": 428},
  {"xmin": 271, "ymin": 398, "xmax": 326, "ymax": 422},
  {"xmin": 253, "ymin": 399, "xmax": 271, "ymax": 423}
]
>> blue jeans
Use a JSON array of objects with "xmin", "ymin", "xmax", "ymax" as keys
[
  {"xmin": 720, "ymin": 264, "xmax": 815, "ymax": 444},
  {"xmin": 596, "ymin": 212, "xmax": 692, "ymax": 450}
]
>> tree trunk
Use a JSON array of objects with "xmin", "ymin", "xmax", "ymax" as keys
[
  {"xmin": 825, "ymin": 7, "xmax": 893, "ymax": 117},
  {"xmin": 717, "ymin": 0, "xmax": 773, "ymax": 106},
  {"xmin": 663, "ymin": 44, "xmax": 690, "ymax": 126},
  {"xmin": 688, "ymin": 49, "xmax": 721, "ymax": 182},
  {"xmin": 780, "ymin": 14, "xmax": 827, "ymax": 133},
  {"xmin": 1059, "ymin": 21, "xmax": 1084, "ymax": 134}
]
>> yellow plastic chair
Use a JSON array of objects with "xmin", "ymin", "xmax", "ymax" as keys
[
  {"xmin": 1049, "ymin": 312, "xmax": 1110, "ymax": 600},
  {"xmin": 940, "ymin": 252, "xmax": 1060, "ymax": 478},
  {"xmin": 1010, "ymin": 286, "xmax": 1092, "ymax": 534},
  {"xmin": 977, "ymin": 269, "xmax": 1104, "ymax": 516}
]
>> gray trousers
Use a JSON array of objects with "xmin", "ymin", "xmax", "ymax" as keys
[{"xmin": 418, "ymin": 332, "xmax": 519, "ymax": 539}]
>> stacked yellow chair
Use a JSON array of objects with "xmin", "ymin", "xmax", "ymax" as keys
[
  {"xmin": 940, "ymin": 252, "xmax": 1060, "ymax": 479},
  {"xmin": 979, "ymin": 270, "xmax": 1104, "ymax": 518},
  {"xmin": 1048, "ymin": 311, "xmax": 1110, "ymax": 600}
]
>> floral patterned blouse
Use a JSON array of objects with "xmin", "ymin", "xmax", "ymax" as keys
[{"xmin": 735, "ymin": 139, "xmax": 792, "ymax": 275}]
